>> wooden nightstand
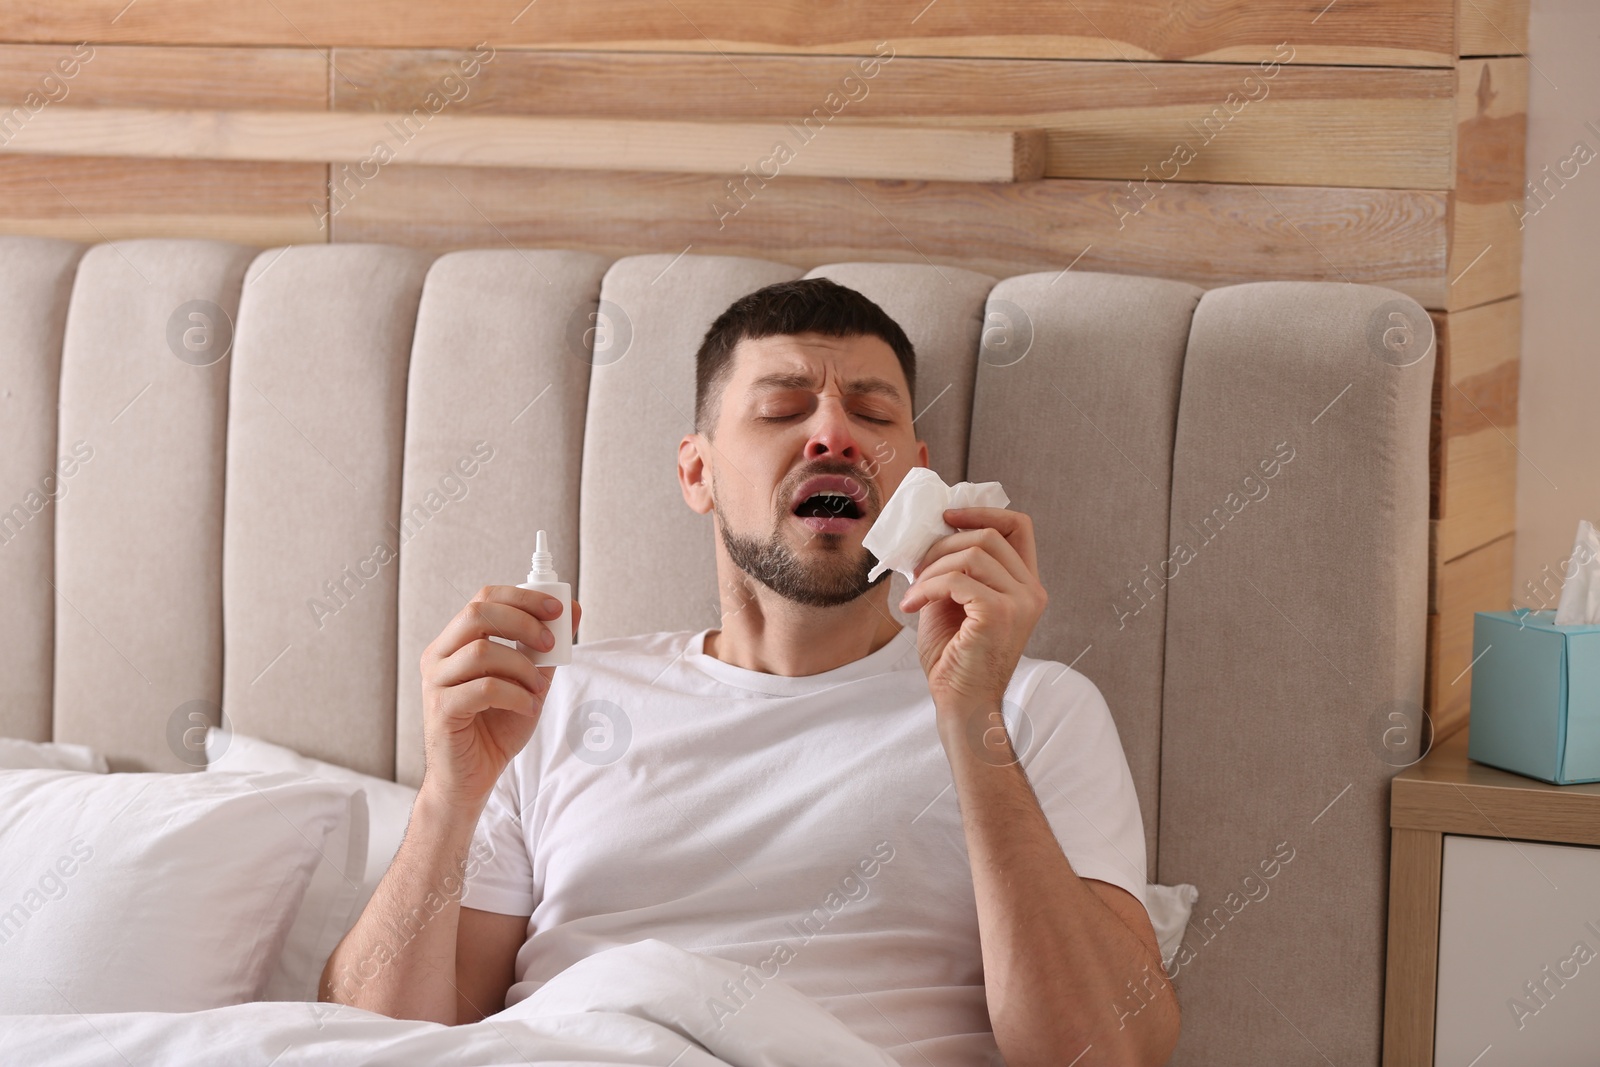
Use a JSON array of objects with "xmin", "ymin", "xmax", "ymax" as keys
[{"xmin": 1384, "ymin": 726, "xmax": 1600, "ymax": 1066}]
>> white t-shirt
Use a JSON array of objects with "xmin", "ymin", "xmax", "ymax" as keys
[{"xmin": 461, "ymin": 625, "xmax": 1149, "ymax": 1067}]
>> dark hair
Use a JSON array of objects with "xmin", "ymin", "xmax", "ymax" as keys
[{"xmin": 693, "ymin": 277, "xmax": 917, "ymax": 436}]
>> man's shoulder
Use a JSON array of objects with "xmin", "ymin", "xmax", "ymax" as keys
[
  {"xmin": 1009, "ymin": 654, "xmax": 1127, "ymax": 760},
  {"xmin": 1009, "ymin": 654, "xmax": 1111, "ymax": 718}
]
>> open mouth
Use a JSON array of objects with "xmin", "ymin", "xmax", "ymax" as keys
[
  {"xmin": 791, "ymin": 491, "xmax": 865, "ymax": 534},
  {"xmin": 787, "ymin": 473, "xmax": 871, "ymax": 535},
  {"xmin": 793, "ymin": 492, "xmax": 864, "ymax": 521}
]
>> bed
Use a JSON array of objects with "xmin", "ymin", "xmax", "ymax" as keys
[{"xmin": 0, "ymin": 237, "xmax": 1432, "ymax": 1064}]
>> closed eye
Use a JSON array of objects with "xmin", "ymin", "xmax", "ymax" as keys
[{"xmin": 759, "ymin": 413, "xmax": 891, "ymax": 424}]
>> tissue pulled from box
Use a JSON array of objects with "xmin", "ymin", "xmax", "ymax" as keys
[
  {"xmin": 1556, "ymin": 518, "xmax": 1600, "ymax": 625},
  {"xmin": 863, "ymin": 466, "xmax": 1010, "ymax": 585}
]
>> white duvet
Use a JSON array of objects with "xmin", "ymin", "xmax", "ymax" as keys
[{"xmin": 0, "ymin": 939, "xmax": 900, "ymax": 1067}]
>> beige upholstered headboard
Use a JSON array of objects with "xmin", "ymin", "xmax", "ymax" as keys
[{"xmin": 0, "ymin": 236, "xmax": 1432, "ymax": 1065}]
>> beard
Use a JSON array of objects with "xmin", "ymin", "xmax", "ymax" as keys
[{"xmin": 713, "ymin": 471, "xmax": 887, "ymax": 609}]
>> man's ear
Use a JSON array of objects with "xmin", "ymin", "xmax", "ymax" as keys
[
  {"xmin": 678, "ymin": 433, "xmax": 714, "ymax": 516},
  {"xmin": 916, "ymin": 438, "xmax": 929, "ymax": 469}
]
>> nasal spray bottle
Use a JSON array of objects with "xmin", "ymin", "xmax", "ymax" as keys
[{"xmin": 491, "ymin": 530, "xmax": 571, "ymax": 665}]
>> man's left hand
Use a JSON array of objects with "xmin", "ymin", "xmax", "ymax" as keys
[{"xmin": 898, "ymin": 506, "xmax": 1048, "ymax": 726}]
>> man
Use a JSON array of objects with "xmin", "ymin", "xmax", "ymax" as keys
[{"xmin": 322, "ymin": 278, "xmax": 1180, "ymax": 1066}]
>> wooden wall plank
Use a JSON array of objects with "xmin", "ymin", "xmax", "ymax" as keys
[
  {"xmin": 1458, "ymin": 0, "xmax": 1528, "ymax": 56},
  {"xmin": 1447, "ymin": 57, "xmax": 1526, "ymax": 310},
  {"xmin": 0, "ymin": 46, "xmax": 331, "ymax": 246},
  {"xmin": 1431, "ymin": 297, "xmax": 1519, "ymax": 564},
  {"xmin": 1455, "ymin": 58, "xmax": 1527, "ymax": 205},
  {"xmin": 1439, "ymin": 428, "xmax": 1518, "ymax": 560},
  {"xmin": 1448, "ymin": 197, "xmax": 1521, "ymax": 310},
  {"xmin": 0, "ymin": 155, "xmax": 327, "ymax": 246},
  {"xmin": 330, "ymin": 165, "xmax": 1450, "ymax": 304},
  {"xmin": 333, "ymin": 49, "xmax": 1457, "ymax": 189},
  {"xmin": 0, "ymin": 0, "xmax": 1456, "ymax": 66},
  {"xmin": 1427, "ymin": 532, "xmax": 1513, "ymax": 742},
  {"xmin": 0, "ymin": 44, "xmax": 326, "ymax": 109},
  {"xmin": 0, "ymin": 107, "xmax": 1047, "ymax": 183}
]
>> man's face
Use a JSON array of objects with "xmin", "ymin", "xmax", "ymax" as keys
[{"xmin": 684, "ymin": 331, "xmax": 928, "ymax": 609}]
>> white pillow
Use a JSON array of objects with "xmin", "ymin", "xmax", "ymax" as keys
[
  {"xmin": 250, "ymin": 776, "xmax": 367, "ymax": 1002},
  {"xmin": 0, "ymin": 768, "xmax": 364, "ymax": 1013},
  {"xmin": 0, "ymin": 738, "xmax": 109, "ymax": 772},
  {"xmin": 205, "ymin": 728, "xmax": 416, "ymax": 905},
  {"xmin": 200, "ymin": 730, "xmax": 1197, "ymax": 985},
  {"xmin": 1145, "ymin": 882, "xmax": 1199, "ymax": 971}
]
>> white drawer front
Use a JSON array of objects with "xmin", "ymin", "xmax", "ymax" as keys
[{"xmin": 1436, "ymin": 834, "xmax": 1600, "ymax": 1065}]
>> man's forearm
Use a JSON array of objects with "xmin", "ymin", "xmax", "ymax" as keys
[
  {"xmin": 939, "ymin": 705, "xmax": 1179, "ymax": 1067},
  {"xmin": 319, "ymin": 788, "xmax": 482, "ymax": 1024}
]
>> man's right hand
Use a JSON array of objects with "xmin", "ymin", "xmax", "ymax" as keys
[{"xmin": 419, "ymin": 586, "xmax": 582, "ymax": 812}]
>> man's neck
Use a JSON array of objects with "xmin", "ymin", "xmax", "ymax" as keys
[{"xmin": 703, "ymin": 587, "xmax": 906, "ymax": 677}]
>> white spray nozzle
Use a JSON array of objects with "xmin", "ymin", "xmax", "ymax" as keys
[{"xmin": 528, "ymin": 529, "xmax": 557, "ymax": 583}]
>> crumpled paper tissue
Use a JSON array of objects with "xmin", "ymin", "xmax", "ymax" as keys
[
  {"xmin": 863, "ymin": 466, "xmax": 1010, "ymax": 585},
  {"xmin": 1555, "ymin": 518, "xmax": 1600, "ymax": 625}
]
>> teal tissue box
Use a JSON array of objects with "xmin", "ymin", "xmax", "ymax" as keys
[{"xmin": 1468, "ymin": 610, "xmax": 1600, "ymax": 785}]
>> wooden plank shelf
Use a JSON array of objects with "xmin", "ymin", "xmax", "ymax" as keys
[{"xmin": 0, "ymin": 106, "xmax": 1048, "ymax": 183}]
